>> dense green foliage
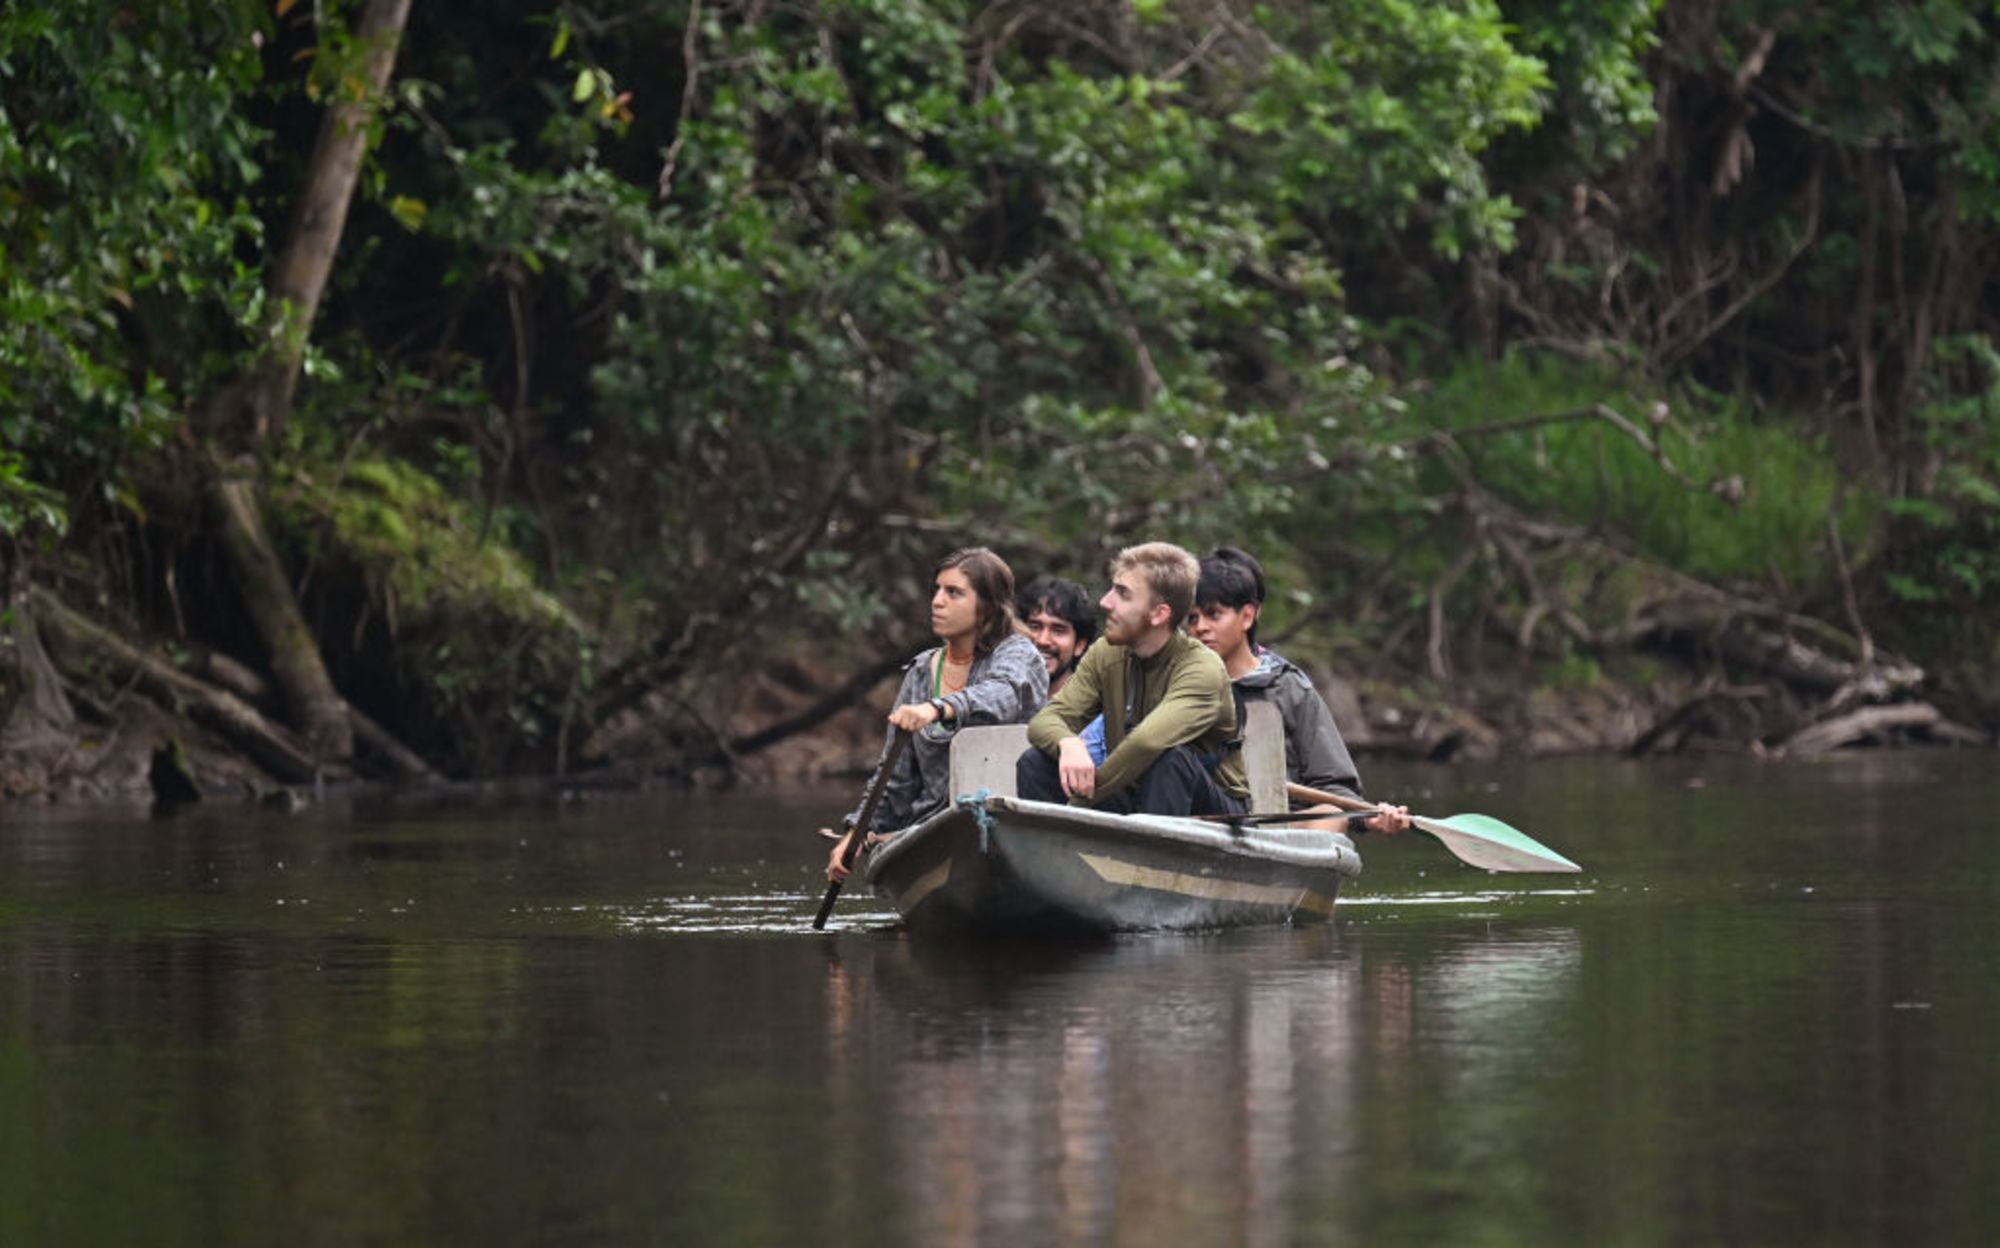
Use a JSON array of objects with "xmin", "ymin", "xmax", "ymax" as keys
[
  {"xmin": 1, "ymin": 4, "xmax": 266, "ymax": 503},
  {"xmin": 402, "ymin": 1, "xmax": 1552, "ymax": 634},
  {"xmin": 1889, "ymin": 336, "xmax": 2000, "ymax": 622},
  {"xmin": 7, "ymin": 0, "xmax": 2000, "ymax": 773}
]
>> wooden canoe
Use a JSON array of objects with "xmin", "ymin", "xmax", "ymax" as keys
[
  {"xmin": 855, "ymin": 706, "xmax": 1361, "ymax": 935},
  {"xmin": 861, "ymin": 792, "xmax": 1362, "ymax": 935}
]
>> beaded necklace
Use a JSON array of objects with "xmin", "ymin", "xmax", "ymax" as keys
[{"xmin": 932, "ymin": 646, "xmax": 972, "ymax": 697}]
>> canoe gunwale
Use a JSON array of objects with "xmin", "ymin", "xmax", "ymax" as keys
[{"xmin": 866, "ymin": 795, "xmax": 1363, "ymax": 880}]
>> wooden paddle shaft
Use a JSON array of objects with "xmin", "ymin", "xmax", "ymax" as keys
[
  {"xmin": 812, "ymin": 728, "xmax": 912, "ymax": 930},
  {"xmin": 1286, "ymin": 781, "xmax": 1378, "ymax": 814},
  {"xmin": 1292, "ymin": 779, "xmax": 1580, "ymax": 873}
]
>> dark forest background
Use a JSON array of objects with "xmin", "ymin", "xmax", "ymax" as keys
[{"xmin": 6, "ymin": 0, "xmax": 2000, "ymax": 797}]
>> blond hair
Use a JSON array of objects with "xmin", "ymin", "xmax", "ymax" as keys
[{"xmin": 1110, "ymin": 542, "xmax": 1200, "ymax": 622}]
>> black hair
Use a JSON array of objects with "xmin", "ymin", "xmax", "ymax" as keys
[
  {"xmin": 1196, "ymin": 546, "xmax": 1267, "ymax": 644},
  {"xmin": 1212, "ymin": 546, "xmax": 1266, "ymax": 602},
  {"xmin": 1015, "ymin": 575, "xmax": 1098, "ymax": 646}
]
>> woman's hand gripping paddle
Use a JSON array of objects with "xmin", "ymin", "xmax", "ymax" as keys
[{"xmin": 812, "ymin": 728, "xmax": 913, "ymax": 929}]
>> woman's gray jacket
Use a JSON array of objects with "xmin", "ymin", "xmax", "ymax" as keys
[{"xmin": 846, "ymin": 632, "xmax": 1048, "ymax": 833}]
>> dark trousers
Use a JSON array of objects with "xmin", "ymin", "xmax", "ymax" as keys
[{"xmin": 1016, "ymin": 745, "xmax": 1246, "ymax": 818}]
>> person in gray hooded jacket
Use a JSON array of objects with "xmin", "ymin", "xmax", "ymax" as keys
[
  {"xmin": 1189, "ymin": 548, "xmax": 1409, "ymax": 833},
  {"xmin": 823, "ymin": 547, "xmax": 1048, "ymax": 881}
]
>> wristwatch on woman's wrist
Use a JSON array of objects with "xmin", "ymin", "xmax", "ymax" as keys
[{"xmin": 929, "ymin": 696, "xmax": 951, "ymax": 721}]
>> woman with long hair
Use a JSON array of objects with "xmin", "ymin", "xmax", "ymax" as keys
[{"xmin": 823, "ymin": 547, "xmax": 1048, "ymax": 881}]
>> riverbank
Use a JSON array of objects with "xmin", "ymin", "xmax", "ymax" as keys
[{"xmin": 8, "ymin": 598, "xmax": 1991, "ymax": 807}]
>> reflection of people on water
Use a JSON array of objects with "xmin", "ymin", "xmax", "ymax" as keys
[
  {"xmin": 1188, "ymin": 546, "xmax": 1410, "ymax": 835},
  {"xmin": 823, "ymin": 547, "xmax": 1046, "ymax": 882},
  {"xmin": 852, "ymin": 933, "xmax": 1377, "ymax": 1247},
  {"xmin": 1018, "ymin": 542, "xmax": 1246, "ymax": 817}
]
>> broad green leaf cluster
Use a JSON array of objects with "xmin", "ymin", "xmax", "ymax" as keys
[
  {"xmin": 1, "ymin": 3, "xmax": 269, "ymax": 514},
  {"xmin": 404, "ymin": 0, "xmax": 1551, "ymax": 644}
]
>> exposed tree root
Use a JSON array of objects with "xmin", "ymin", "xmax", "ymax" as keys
[
  {"xmin": 34, "ymin": 587, "xmax": 322, "ymax": 784},
  {"xmin": 27, "ymin": 587, "xmax": 440, "ymax": 793},
  {"xmin": 1366, "ymin": 472, "xmax": 1983, "ymax": 758}
]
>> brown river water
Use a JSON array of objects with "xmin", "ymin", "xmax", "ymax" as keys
[{"xmin": 3, "ymin": 750, "xmax": 1997, "ymax": 1245}]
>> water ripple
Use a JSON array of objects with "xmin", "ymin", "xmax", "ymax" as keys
[{"xmin": 605, "ymin": 893, "xmax": 897, "ymax": 935}]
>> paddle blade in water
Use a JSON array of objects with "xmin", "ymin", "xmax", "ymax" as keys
[{"xmin": 1416, "ymin": 813, "xmax": 1582, "ymax": 874}]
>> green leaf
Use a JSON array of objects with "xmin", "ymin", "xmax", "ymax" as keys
[{"xmin": 387, "ymin": 194, "xmax": 427, "ymax": 232}]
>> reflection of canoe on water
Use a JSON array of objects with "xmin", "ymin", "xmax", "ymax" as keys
[{"xmin": 859, "ymin": 705, "xmax": 1362, "ymax": 935}]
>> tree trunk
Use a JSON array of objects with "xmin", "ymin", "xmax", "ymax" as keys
[
  {"xmin": 243, "ymin": 0, "xmax": 417, "ymax": 441},
  {"xmin": 208, "ymin": 471, "xmax": 353, "ymax": 761},
  {"xmin": 196, "ymin": 0, "xmax": 415, "ymax": 766}
]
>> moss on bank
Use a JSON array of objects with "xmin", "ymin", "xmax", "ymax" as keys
[
  {"xmin": 1410, "ymin": 353, "xmax": 1874, "ymax": 584},
  {"xmin": 267, "ymin": 456, "xmax": 587, "ymax": 774}
]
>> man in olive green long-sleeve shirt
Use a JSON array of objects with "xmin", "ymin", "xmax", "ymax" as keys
[{"xmin": 1017, "ymin": 542, "xmax": 1247, "ymax": 816}]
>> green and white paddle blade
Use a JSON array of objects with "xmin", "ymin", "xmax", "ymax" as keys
[{"xmin": 1414, "ymin": 813, "xmax": 1582, "ymax": 874}]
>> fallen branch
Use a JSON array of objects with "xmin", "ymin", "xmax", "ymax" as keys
[
  {"xmin": 181, "ymin": 646, "xmax": 274, "ymax": 705},
  {"xmin": 1778, "ymin": 702, "xmax": 1940, "ymax": 756},
  {"xmin": 1825, "ymin": 508, "xmax": 1874, "ymax": 666},
  {"xmin": 725, "ymin": 650, "xmax": 913, "ymax": 759},
  {"xmin": 1486, "ymin": 522, "xmax": 1597, "ymax": 652},
  {"xmin": 1616, "ymin": 588, "xmax": 1910, "ymax": 678},
  {"xmin": 1708, "ymin": 618, "xmax": 1923, "ymax": 700},
  {"xmin": 1409, "ymin": 402, "xmax": 1704, "ymax": 491},
  {"xmin": 1434, "ymin": 474, "xmax": 1885, "ymax": 670},
  {"xmin": 1629, "ymin": 680, "xmax": 1771, "ymax": 756},
  {"xmin": 1426, "ymin": 544, "xmax": 1481, "ymax": 685},
  {"xmin": 179, "ymin": 640, "xmax": 437, "ymax": 782},
  {"xmin": 31, "ymin": 587, "xmax": 322, "ymax": 784}
]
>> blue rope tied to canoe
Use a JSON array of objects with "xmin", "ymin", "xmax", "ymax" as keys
[{"xmin": 956, "ymin": 788, "xmax": 996, "ymax": 854}]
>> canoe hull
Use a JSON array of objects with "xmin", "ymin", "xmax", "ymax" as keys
[{"xmin": 862, "ymin": 795, "xmax": 1362, "ymax": 936}]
